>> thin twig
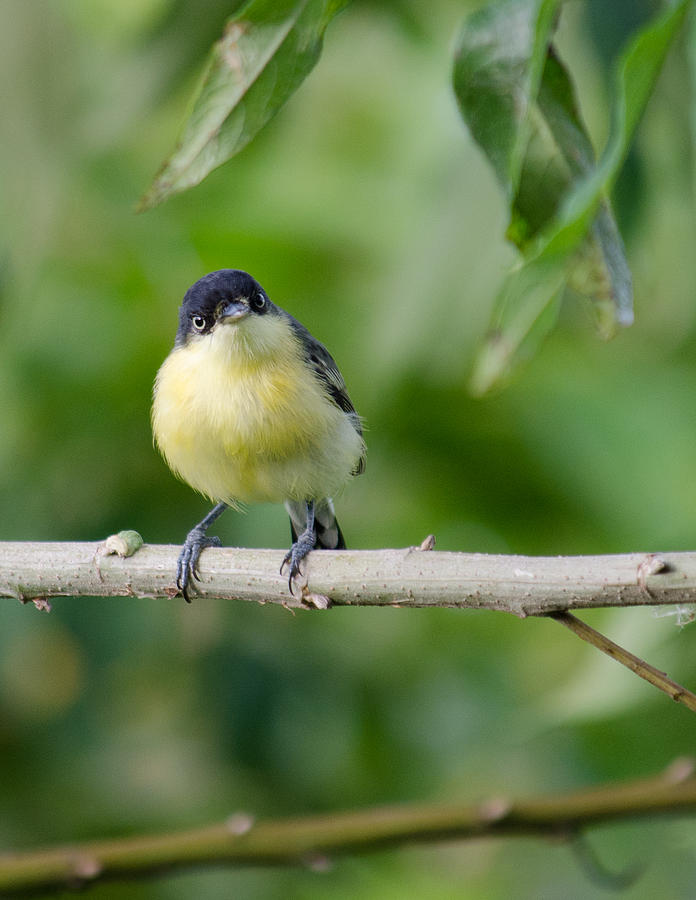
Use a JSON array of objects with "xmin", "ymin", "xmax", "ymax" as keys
[
  {"xmin": 549, "ymin": 611, "xmax": 696, "ymax": 712},
  {"xmin": 0, "ymin": 759, "xmax": 694, "ymax": 895}
]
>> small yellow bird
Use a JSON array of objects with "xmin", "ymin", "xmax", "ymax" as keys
[{"xmin": 152, "ymin": 269, "xmax": 365, "ymax": 600}]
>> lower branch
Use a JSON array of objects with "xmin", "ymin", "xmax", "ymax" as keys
[{"xmin": 0, "ymin": 759, "xmax": 694, "ymax": 895}]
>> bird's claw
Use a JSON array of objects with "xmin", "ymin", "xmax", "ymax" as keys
[
  {"xmin": 176, "ymin": 528, "xmax": 222, "ymax": 602},
  {"xmin": 280, "ymin": 551, "xmax": 304, "ymax": 594},
  {"xmin": 280, "ymin": 529, "xmax": 316, "ymax": 595}
]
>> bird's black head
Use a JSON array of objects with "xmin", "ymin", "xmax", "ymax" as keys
[{"xmin": 175, "ymin": 269, "xmax": 274, "ymax": 345}]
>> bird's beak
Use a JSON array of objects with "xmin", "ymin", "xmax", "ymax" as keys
[{"xmin": 218, "ymin": 299, "xmax": 249, "ymax": 323}]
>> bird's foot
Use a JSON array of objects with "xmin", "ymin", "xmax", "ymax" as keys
[
  {"xmin": 280, "ymin": 528, "xmax": 317, "ymax": 594},
  {"xmin": 176, "ymin": 526, "xmax": 222, "ymax": 602}
]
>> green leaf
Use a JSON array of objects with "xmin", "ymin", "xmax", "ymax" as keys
[
  {"xmin": 526, "ymin": 47, "xmax": 633, "ymax": 337},
  {"xmin": 139, "ymin": 0, "xmax": 349, "ymax": 211},
  {"xmin": 468, "ymin": 260, "xmax": 566, "ymax": 397},
  {"xmin": 506, "ymin": 47, "xmax": 596, "ymax": 249},
  {"xmin": 455, "ymin": 0, "xmax": 691, "ymax": 394},
  {"xmin": 452, "ymin": 0, "xmax": 562, "ymax": 203}
]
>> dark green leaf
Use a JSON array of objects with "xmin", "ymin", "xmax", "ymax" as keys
[
  {"xmin": 456, "ymin": 0, "xmax": 691, "ymax": 393},
  {"xmin": 532, "ymin": 48, "xmax": 632, "ymax": 337},
  {"xmin": 453, "ymin": 0, "xmax": 562, "ymax": 202},
  {"xmin": 139, "ymin": 0, "xmax": 349, "ymax": 211},
  {"xmin": 506, "ymin": 47, "xmax": 595, "ymax": 248}
]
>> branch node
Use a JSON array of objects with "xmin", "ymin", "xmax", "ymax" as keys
[
  {"xmin": 102, "ymin": 531, "xmax": 144, "ymax": 559},
  {"xmin": 31, "ymin": 597, "xmax": 52, "ymax": 613},
  {"xmin": 477, "ymin": 796, "xmax": 512, "ymax": 823},
  {"xmin": 69, "ymin": 854, "xmax": 103, "ymax": 885},
  {"xmin": 662, "ymin": 756, "xmax": 696, "ymax": 784},
  {"xmin": 406, "ymin": 534, "xmax": 436, "ymax": 554},
  {"xmin": 302, "ymin": 853, "xmax": 333, "ymax": 873},
  {"xmin": 301, "ymin": 585, "xmax": 331, "ymax": 610},
  {"xmin": 95, "ymin": 531, "xmax": 145, "ymax": 582},
  {"xmin": 226, "ymin": 812, "xmax": 255, "ymax": 836},
  {"xmin": 637, "ymin": 553, "xmax": 668, "ymax": 597}
]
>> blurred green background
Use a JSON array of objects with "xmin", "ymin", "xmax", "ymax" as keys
[{"xmin": 2, "ymin": 1, "xmax": 696, "ymax": 897}]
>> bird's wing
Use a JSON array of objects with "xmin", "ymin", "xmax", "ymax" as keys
[{"xmin": 287, "ymin": 315, "xmax": 365, "ymax": 475}]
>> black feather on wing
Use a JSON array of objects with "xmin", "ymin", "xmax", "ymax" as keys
[{"xmin": 286, "ymin": 315, "xmax": 365, "ymax": 475}]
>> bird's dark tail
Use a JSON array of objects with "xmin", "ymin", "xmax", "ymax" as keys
[{"xmin": 285, "ymin": 498, "xmax": 346, "ymax": 550}]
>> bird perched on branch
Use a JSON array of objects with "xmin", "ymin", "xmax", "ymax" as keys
[{"xmin": 152, "ymin": 269, "xmax": 365, "ymax": 600}]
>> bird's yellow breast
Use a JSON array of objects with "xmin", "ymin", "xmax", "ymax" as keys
[{"xmin": 152, "ymin": 315, "xmax": 363, "ymax": 504}]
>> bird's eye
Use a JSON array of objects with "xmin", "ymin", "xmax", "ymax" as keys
[
  {"xmin": 251, "ymin": 292, "xmax": 266, "ymax": 311},
  {"xmin": 192, "ymin": 315, "xmax": 206, "ymax": 332}
]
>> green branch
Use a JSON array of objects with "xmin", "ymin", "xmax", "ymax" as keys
[{"xmin": 1, "ymin": 760, "xmax": 695, "ymax": 895}]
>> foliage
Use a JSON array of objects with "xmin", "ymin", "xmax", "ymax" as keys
[
  {"xmin": 456, "ymin": 0, "xmax": 690, "ymax": 392},
  {"xmin": 2, "ymin": 1, "xmax": 696, "ymax": 897},
  {"xmin": 140, "ymin": 0, "xmax": 349, "ymax": 211},
  {"xmin": 141, "ymin": 0, "xmax": 691, "ymax": 393}
]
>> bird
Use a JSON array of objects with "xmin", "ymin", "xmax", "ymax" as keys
[{"xmin": 152, "ymin": 269, "xmax": 365, "ymax": 601}]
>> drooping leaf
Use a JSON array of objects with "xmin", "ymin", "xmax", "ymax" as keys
[
  {"xmin": 139, "ymin": 0, "xmax": 349, "ymax": 211},
  {"xmin": 507, "ymin": 47, "xmax": 595, "ymax": 248},
  {"xmin": 468, "ymin": 260, "xmax": 566, "ymax": 397},
  {"xmin": 452, "ymin": 0, "xmax": 562, "ymax": 203},
  {"xmin": 529, "ymin": 47, "xmax": 633, "ymax": 337},
  {"xmin": 454, "ymin": 0, "xmax": 691, "ymax": 393}
]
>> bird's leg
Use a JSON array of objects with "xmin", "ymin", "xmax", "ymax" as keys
[
  {"xmin": 281, "ymin": 499, "xmax": 317, "ymax": 593},
  {"xmin": 176, "ymin": 502, "xmax": 228, "ymax": 602}
]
